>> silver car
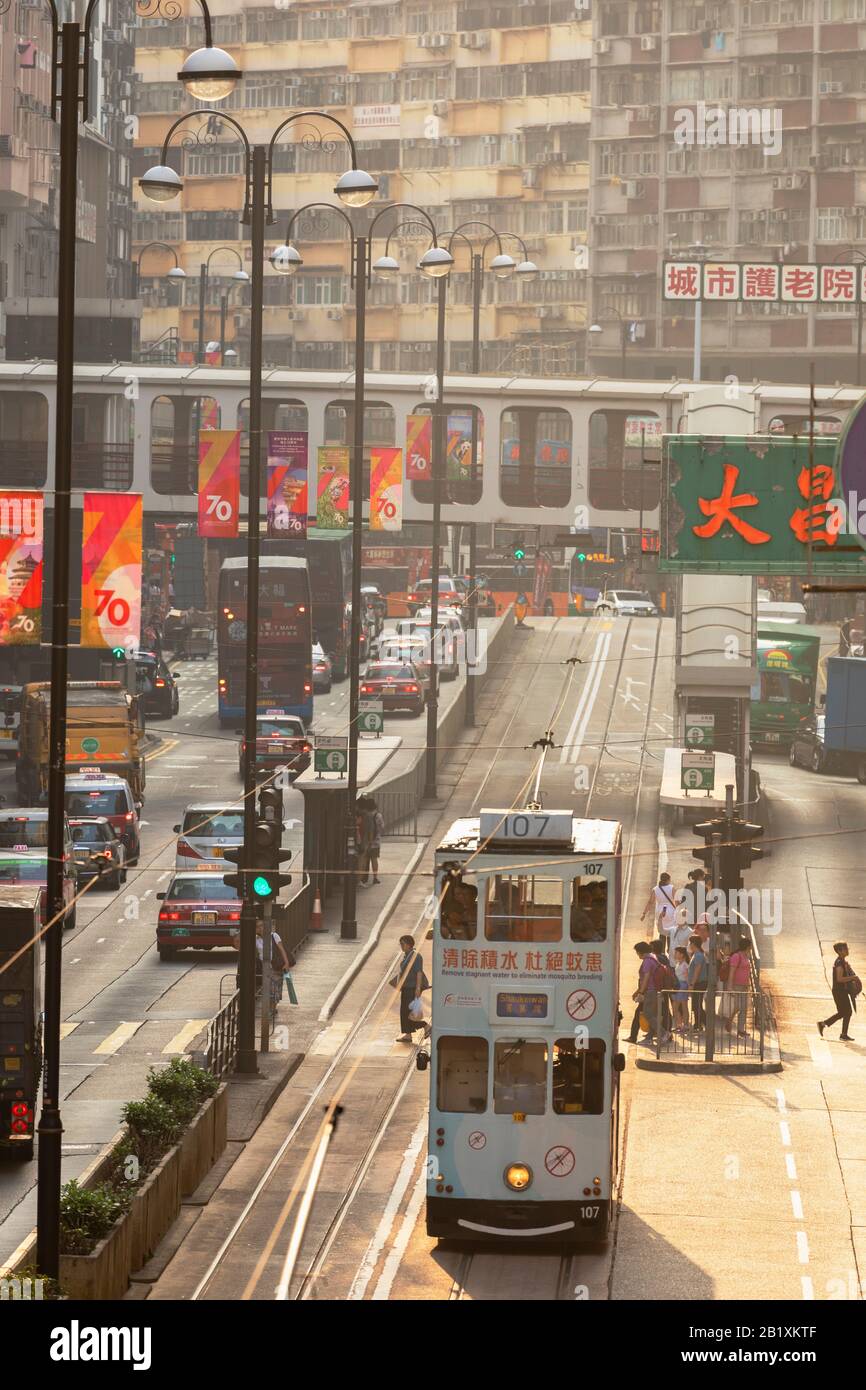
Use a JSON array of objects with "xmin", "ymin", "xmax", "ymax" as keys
[
  {"xmin": 173, "ymin": 803, "xmax": 244, "ymax": 870},
  {"xmin": 593, "ymin": 589, "xmax": 658, "ymax": 617}
]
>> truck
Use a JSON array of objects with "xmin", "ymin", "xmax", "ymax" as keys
[
  {"xmin": 0, "ymin": 886, "xmax": 42, "ymax": 1160},
  {"xmin": 823, "ymin": 655, "xmax": 866, "ymax": 783},
  {"xmin": 16, "ymin": 680, "xmax": 146, "ymax": 805},
  {"xmin": 751, "ymin": 623, "xmax": 822, "ymax": 748}
]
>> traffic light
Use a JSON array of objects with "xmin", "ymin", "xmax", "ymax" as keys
[
  {"xmin": 251, "ymin": 785, "xmax": 292, "ymax": 902},
  {"xmin": 692, "ymin": 817, "xmax": 726, "ymax": 874},
  {"xmin": 727, "ymin": 817, "xmax": 764, "ymax": 873},
  {"xmin": 512, "ymin": 534, "xmax": 528, "ymax": 579},
  {"xmin": 222, "ymin": 844, "xmax": 245, "ymax": 895}
]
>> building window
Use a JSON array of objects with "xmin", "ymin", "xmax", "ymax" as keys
[
  {"xmin": 294, "ymin": 274, "xmax": 344, "ymax": 306},
  {"xmin": 185, "ymin": 211, "xmax": 242, "ymax": 242}
]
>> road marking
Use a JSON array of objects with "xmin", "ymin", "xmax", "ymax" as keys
[
  {"xmin": 786, "ymin": 1153, "xmax": 798, "ymax": 1180},
  {"xmin": 94, "ymin": 1021, "xmax": 143, "ymax": 1055},
  {"xmin": 801, "ymin": 1276, "xmax": 815, "ymax": 1299},
  {"xmin": 59, "ymin": 1022, "xmax": 79, "ymax": 1040},
  {"xmin": 779, "ymin": 1122, "xmax": 791, "ymax": 1147},
  {"xmin": 69, "ymin": 957, "xmax": 81, "ymax": 964},
  {"xmin": 157, "ymin": 871, "xmax": 170, "ymax": 882},
  {"xmin": 310, "ymin": 1021, "xmax": 352, "ymax": 1057},
  {"xmin": 370, "ymin": 1167, "xmax": 427, "ymax": 1302},
  {"xmin": 559, "ymin": 629, "xmax": 609, "ymax": 765},
  {"xmin": 791, "ymin": 1190, "xmax": 805, "ymax": 1220},
  {"xmin": 796, "ymin": 1231, "xmax": 810, "ymax": 1264},
  {"xmin": 349, "ymin": 1113, "xmax": 428, "ymax": 1300},
  {"xmin": 776, "ymin": 1087, "xmax": 787, "ymax": 1114},
  {"xmin": 807, "ymin": 1035, "xmax": 833, "ymax": 1069},
  {"xmin": 162, "ymin": 1019, "xmax": 207, "ymax": 1054},
  {"xmin": 96, "ymin": 937, "xmax": 106, "ymax": 944}
]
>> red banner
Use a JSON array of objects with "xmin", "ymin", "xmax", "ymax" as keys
[
  {"xmin": 370, "ymin": 447, "xmax": 403, "ymax": 532},
  {"xmin": 267, "ymin": 431, "xmax": 308, "ymax": 539},
  {"xmin": 405, "ymin": 413, "xmax": 431, "ymax": 481},
  {"xmin": 0, "ymin": 492, "xmax": 43, "ymax": 645},
  {"xmin": 198, "ymin": 430, "xmax": 240, "ymax": 538},
  {"xmin": 81, "ymin": 492, "xmax": 142, "ymax": 651}
]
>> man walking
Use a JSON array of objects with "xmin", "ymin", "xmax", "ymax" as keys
[
  {"xmin": 818, "ymin": 941, "xmax": 858, "ymax": 1041},
  {"xmin": 626, "ymin": 941, "xmax": 669, "ymax": 1044}
]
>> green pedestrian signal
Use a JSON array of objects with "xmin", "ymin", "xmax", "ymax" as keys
[
  {"xmin": 576, "ymin": 552, "xmax": 586, "ymax": 564},
  {"xmin": 252, "ymin": 873, "xmax": 274, "ymax": 899},
  {"xmin": 513, "ymin": 543, "xmax": 526, "ymax": 561},
  {"xmin": 112, "ymin": 646, "xmax": 125, "ymax": 660}
]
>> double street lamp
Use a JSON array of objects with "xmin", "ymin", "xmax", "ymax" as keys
[
  {"xmin": 271, "ymin": 204, "xmax": 453, "ymax": 939},
  {"xmin": 193, "ymin": 247, "xmax": 249, "ymax": 366},
  {"xmin": 140, "ymin": 109, "xmax": 377, "ymax": 1074},
  {"xmin": 31, "ymin": 0, "xmax": 243, "ymax": 1282}
]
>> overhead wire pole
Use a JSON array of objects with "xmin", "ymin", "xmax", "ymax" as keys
[
  {"xmin": 424, "ymin": 273, "xmax": 447, "ymax": 800},
  {"xmin": 342, "ymin": 230, "xmax": 367, "ymax": 940},
  {"xmin": 465, "ymin": 250, "xmax": 482, "ymax": 728}
]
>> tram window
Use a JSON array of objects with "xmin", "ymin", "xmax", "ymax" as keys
[
  {"xmin": 552, "ymin": 1038, "xmax": 606, "ymax": 1115},
  {"xmin": 440, "ymin": 870, "xmax": 477, "ymax": 940},
  {"xmin": 484, "ymin": 875, "xmax": 563, "ymax": 942},
  {"xmin": 437, "ymin": 1037, "xmax": 488, "ymax": 1113},
  {"xmin": 494, "ymin": 1039, "xmax": 548, "ymax": 1116},
  {"xmin": 570, "ymin": 877, "xmax": 607, "ymax": 942}
]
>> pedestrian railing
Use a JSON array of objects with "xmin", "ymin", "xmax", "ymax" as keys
[
  {"xmin": 376, "ymin": 789, "xmax": 418, "ymax": 840},
  {"xmin": 649, "ymin": 989, "xmax": 772, "ymax": 1063},
  {"xmin": 201, "ymin": 986, "xmax": 240, "ymax": 1078}
]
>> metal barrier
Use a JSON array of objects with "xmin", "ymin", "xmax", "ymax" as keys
[
  {"xmin": 376, "ymin": 789, "xmax": 418, "ymax": 839},
  {"xmin": 202, "ymin": 987, "xmax": 240, "ymax": 1078},
  {"xmin": 649, "ymin": 989, "xmax": 772, "ymax": 1062}
]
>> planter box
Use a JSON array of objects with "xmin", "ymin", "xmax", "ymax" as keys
[{"xmin": 7, "ymin": 1083, "xmax": 228, "ymax": 1300}]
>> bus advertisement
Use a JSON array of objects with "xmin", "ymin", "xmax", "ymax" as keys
[
  {"xmin": 217, "ymin": 556, "xmax": 313, "ymax": 725},
  {"xmin": 751, "ymin": 622, "xmax": 821, "ymax": 747}
]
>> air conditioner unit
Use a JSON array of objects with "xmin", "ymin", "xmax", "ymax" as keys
[
  {"xmin": 640, "ymin": 34, "xmax": 658, "ymax": 51},
  {"xmin": 418, "ymin": 32, "xmax": 449, "ymax": 47},
  {"xmin": 326, "ymin": 308, "xmax": 343, "ymax": 320},
  {"xmin": 286, "ymin": 309, "xmax": 306, "ymax": 321},
  {"xmin": 522, "ymin": 168, "xmax": 539, "ymax": 187},
  {"xmin": 819, "ymin": 81, "xmax": 831, "ymax": 93},
  {"xmin": 460, "ymin": 29, "xmax": 490, "ymax": 48},
  {"xmin": 780, "ymin": 64, "xmax": 796, "ymax": 75},
  {"xmin": 637, "ymin": 105, "xmax": 653, "ymax": 120},
  {"xmin": 624, "ymin": 180, "xmax": 644, "ymax": 197},
  {"xmin": 595, "ymin": 38, "xmax": 611, "ymax": 54},
  {"xmin": 830, "ymin": 81, "xmax": 843, "ymax": 93},
  {"xmin": 482, "ymin": 134, "xmax": 498, "ymax": 145},
  {"xmin": 432, "ymin": 101, "xmax": 448, "ymax": 116},
  {"xmin": 772, "ymin": 175, "xmax": 782, "ymax": 189}
]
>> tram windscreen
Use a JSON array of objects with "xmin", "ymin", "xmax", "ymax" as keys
[
  {"xmin": 484, "ymin": 875, "xmax": 562, "ymax": 942},
  {"xmin": 552, "ymin": 1038, "xmax": 606, "ymax": 1115},
  {"xmin": 493, "ymin": 1039, "xmax": 548, "ymax": 1115},
  {"xmin": 436, "ymin": 1037, "xmax": 488, "ymax": 1113},
  {"xmin": 440, "ymin": 871, "xmax": 477, "ymax": 940},
  {"xmin": 569, "ymin": 876, "xmax": 607, "ymax": 942}
]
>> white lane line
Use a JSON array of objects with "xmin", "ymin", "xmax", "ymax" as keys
[
  {"xmin": 349, "ymin": 1113, "xmax": 429, "ymax": 1302},
  {"xmin": 559, "ymin": 629, "xmax": 606, "ymax": 764},
  {"xmin": 94, "ymin": 1020, "xmax": 143, "ymax": 1055},
  {"xmin": 791, "ymin": 1190, "xmax": 805, "ymax": 1220},
  {"xmin": 162, "ymin": 1019, "xmax": 207, "ymax": 1055},
  {"xmin": 69, "ymin": 957, "xmax": 81, "ymax": 965},
  {"xmin": 780, "ymin": 1121, "xmax": 792, "ymax": 1146},
  {"xmin": 796, "ymin": 1231, "xmax": 810, "ymax": 1264},
  {"xmin": 370, "ymin": 1167, "xmax": 427, "ymax": 1302},
  {"xmin": 96, "ymin": 937, "xmax": 106, "ymax": 944},
  {"xmin": 801, "ymin": 1276, "xmax": 815, "ymax": 1299},
  {"xmin": 570, "ymin": 632, "xmax": 611, "ymax": 764},
  {"xmin": 157, "ymin": 871, "xmax": 170, "ymax": 882},
  {"xmin": 141, "ymin": 889, "xmax": 152, "ymax": 899},
  {"xmin": 656, "ymin": 826, "xmax": 668, "ymax": 877},
  {"xmin": 776, "ymin": 1088, "xmax": 788, "ymax": 1114},
  {"xmin": 786, "ymin": 1153, "xmax": 798, "ymax": 1180}
]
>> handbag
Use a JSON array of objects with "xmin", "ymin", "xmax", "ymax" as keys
[
  {"xmin": 408, "ymin": 996, "xmax": 425, "ymax": 1022},
  {"xmin": 848, "ymin": 974, "xmax": 862, "ymax": 999}
]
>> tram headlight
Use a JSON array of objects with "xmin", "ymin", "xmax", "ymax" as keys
[{"xmin": 504, "ymin": 1163, "xmax": 532, "ymax": 1192}]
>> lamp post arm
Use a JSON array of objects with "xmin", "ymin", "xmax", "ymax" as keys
[{"xmin": 266, "ymin": 111, "xmax": 362, "ymax": 221}]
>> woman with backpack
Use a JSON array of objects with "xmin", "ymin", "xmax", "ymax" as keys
[
  {"xmin": 641, "ymin": 872, "xmax": 678, "ymax": 940},
  {"xmin": 818, "ymin": 941, "xmax": 860, "ymax": 1041}
]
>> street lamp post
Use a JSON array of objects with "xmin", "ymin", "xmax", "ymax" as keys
[
  {"xmin": 195, "ymin": 247, "xmax": 249, "ymax": 365},
  {"xmin": 443, "ymin": 225, "xmax": 538, "ymax": 726},
  {"xmin": 142, "ymin": 115, "xmax": 377, "ymax": 1055},
  {"xmin": 28, "ymin": 0, "xmax": 234, "ymax": 1281},
  {"xmin": 274, "ymin": 204, "xmax": 451, "ymax": 934}
]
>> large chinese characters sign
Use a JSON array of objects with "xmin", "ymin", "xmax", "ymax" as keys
[
  {"xmin": 664, "ymin": 260, "xmax": 865, "ymax": 304},
  {"xmin": 661, "ymin": 436, "xmax": 864, "ymax": 575}
]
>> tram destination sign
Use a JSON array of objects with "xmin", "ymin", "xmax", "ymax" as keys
[{"xmin": 479, "ymin": 809, "xmax": 572, "ymax": 844}]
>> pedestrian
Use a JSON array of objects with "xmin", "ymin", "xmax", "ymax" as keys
[
  {"xmin": 651, "ymin": 938, "xmax": 675, "ymax": 1032},
  {"xmin": 687, "ymin": 933, "xmax": 708, "ymax": 1030},
  {"xmin": 249, "ymin": 920, "xmax": 292, "ymax": 1017},
  {"xmin": 641, "ymin": 871, "xmax": 678, "ymax": 939},
  {"xmin": 356, "ymin": 793, "xmax": 384, "ymax": 886},
  {"xmin": 391, "ymin": 934, "xmax": 430, "ymax": 1043},
  {"xmin": 722, "ymin": 936, "xmax": 752, "ymax": 1037},
  {"xmin": 626, "ymin": 941, "xmax": 670, "ymax": 1045},
  {"xmin": 818, "ymin": 941, "xmax": 860, "ymax": 1041},
  {"xmin": 672, "ymin": 946, "xmax": 690, "ymax": 1033},
  {"xmin": 676, "ymin": 869, "xmax": 706, "ymax": 928}
]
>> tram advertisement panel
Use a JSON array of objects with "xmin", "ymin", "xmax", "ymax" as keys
[
  {"xmin": 80, "ymin": 492, "xmax": 142, "ymax": 652},
  {"xmin": 267, "ymin": 431, "xmax": 308, "ymax": 539},
  {"xmin": 0, "ymin": 492, "xmax": 43, "ymax": 645},
  {"xmin": 197, "ymin": 429, "xmax": 240, "ymax": 539}
]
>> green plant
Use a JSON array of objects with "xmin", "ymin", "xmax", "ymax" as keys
[
  {"xmin": 121, "ymin": 1094, "xmax": 184, "ymax": 1153},
  {"xmin": 59, "ymin": 1180, "xmax": 131, "ymax": 1256},
  {"xmin": 12, "ymin": 1264, "xmax": 65, "ymax": 1300},
  {"xmin": 146, "ymin": 1056, "xmax": 217, "ymax": 1122}
]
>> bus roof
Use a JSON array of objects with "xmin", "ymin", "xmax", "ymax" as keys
[
  {"xmin": 436, "ymin": 816, "xmax": 621, "ymax": 856},
  {"xmin": 757, "ymin": 622, "xmax": 822, "ymax": 641},
  {"xmin": 220, "ymin": 556, "xmax": 307, "ymax": 572}
]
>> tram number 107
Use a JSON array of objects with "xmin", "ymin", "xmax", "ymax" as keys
[{"xmin": 480, "ymin": 810, "xmax": 572, "ymax": 842}]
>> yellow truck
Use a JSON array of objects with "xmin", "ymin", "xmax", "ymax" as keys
[{"xmin": 16, "ymin": 681, "xmax": 146, "ymax": 805}]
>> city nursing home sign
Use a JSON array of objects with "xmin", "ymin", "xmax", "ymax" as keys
[{"xmin": 660, "ymin": 435, "xmax": 866, "ymax": 575}]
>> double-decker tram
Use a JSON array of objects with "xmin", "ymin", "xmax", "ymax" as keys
[{"xmin": 426, "ymin": 807, "xmax": 624, "ymax": 1244}]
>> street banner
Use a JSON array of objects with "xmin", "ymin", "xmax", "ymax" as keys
[
  {"xmin": 370, "ymin": 446, "xmax": 403, "ymax": 531},
  {"xmin": 0, "ymin": 492, "xmax": 43, "ymax": 644},
  {"xmin": 267, "ymin": 430, "xmax": 308, "ymax": 539},
  {"xmin": 446, "ymin": 412, "xmax": 474, "ymax": 481},
  {"xmin": 81, "ymin": 492, "xmax": 142, "ymax": 650},
  {"xmin": 200, "ymin": 398, "xmax": 219, "ymax": 429},
  {"xmin": 532, "ymin": 550, "xmax": 552, "ymax": 613},
  {"xmin": 198, "ymin": 429, "xmax": 239, "ymax": 538},
  {"xmin": 316, "ymin": 445, "xmax": 350, "ymax": 529},
  {"xmin": 405, "ymin": 413, "xmax": 431, "ymax": 481}
]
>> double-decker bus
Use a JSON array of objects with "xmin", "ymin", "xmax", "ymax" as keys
[
  {"xmin": 751, "ymin": 621, "xmax": 821, "ymax": 747},
  {"xmin": 217, "ymin": 556, "xmax": 313, "ymax": 726},
  {"xmin": 304, "ymin": 530, "xmax": 353, "ymax": 681},
  {"xmin": 426, "ymin": 807, "xmax": 623, "ymax": 1245},
  {"xmin": 0, "ymin": 885, "xmax": 42, "ymax": 1160}
]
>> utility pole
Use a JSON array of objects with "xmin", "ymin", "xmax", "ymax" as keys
[{"xmin": 706, "ymin": 831, "xmax": 722, "ymax": 1063}]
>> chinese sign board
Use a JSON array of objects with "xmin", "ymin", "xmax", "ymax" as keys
[
  {"xmin": 685, "ymin": 713, "xmax": 715, "ymax": 749},
  {"xmin": 681, "ymin": 751, "xmax": 715, "ymax": 792},
  {"xmin": 358, "ymin": 700, "xmax": 383, "ymax": 734},
  {"xmin": 441, "ymin": 946, "xmax": 603, "ymax": 977},
  {"xmin": 664, "ymin": 260, "xmax": 866, "ymax": 304},
  {"xmin": 314, "ymin": 735, "xmax": 347, "ymax": 775},
  {"xmin": 661, "ymin": 435, "xmax": 864, "ymax": 574}
]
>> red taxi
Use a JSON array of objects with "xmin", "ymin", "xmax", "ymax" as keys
[
  {"xmin": 237, "ymin": 711, "xmax": 312, "ymax": 780},
  {"xmin": 360, "ymin": 660, "xmax": 426, "ymax": 716},
  {"xmin": 156, "ymin": 871, "xmax": 241, "ymax": 960},
  {"xmin": 406, "ymin": 576, "xmax": 465, "ymax": 617}
]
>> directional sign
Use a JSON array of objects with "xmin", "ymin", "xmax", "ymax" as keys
[
  {"xmin": 358, "ymin": 700, "xmax": 383, "ymax": 735},
  {"xmin": 684, "ymin": 713, "xmax": 715, "ymax": 749},
  {"xmin": 681, "ymin": 750, "xmax": 715, "ymax": 791},
  {"xmin": 314, "ymin": 734, "xmax": 348, "ymax": 775}
]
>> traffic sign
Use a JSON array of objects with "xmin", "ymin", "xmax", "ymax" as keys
[
  {"xmin": 681, "ymin": 750, "xmax": 715, "ymax": 791},
  {"xmin": 81, "ymin": 737, "xmax": 100, "ymax": 755},
  {"xmin": 358, "ymin": 700, "xmax": 383, "ymax": 735},
  {"xmin": 684, "ymin": 713, "xmax": 715, "ymax": 749},
  {"xmin": 314, "ymin": 735, "xmax": 348, "ymax": 775}
]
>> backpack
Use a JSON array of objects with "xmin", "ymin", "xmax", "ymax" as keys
[{"xmin": 653, "ymin": 956, "xmax": 677, "ymax": 993}]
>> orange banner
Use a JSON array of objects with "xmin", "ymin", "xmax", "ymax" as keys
[
  {"xmin": 81, "ymin": 492, "xmax": 142, "ymax": 650},
  {"xmin": 198, "ymin": 429, "xmax": 240, "ymax": 538},
  {"xmin": 370, "ymin": 447, "xmax": 403, "ymax": 532},
  {"xmin": 0, "ymin": 492, "xmax": 43, "ymax": 645},
  {"xmin": 405, "ymin": 413, "xmax": 431, "ymax": 481}
]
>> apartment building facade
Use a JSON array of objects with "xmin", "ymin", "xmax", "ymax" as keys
[
  {"xmin": 133, "ymin": 0, "xmax": 592, "ymax": 374},
  {"xmin": 588, "ymin": 0, "xmax": 866, "ymax": 385}
]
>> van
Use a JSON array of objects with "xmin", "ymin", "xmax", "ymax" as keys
[{"xmin": 64, "ymin": 772, "xmax": 141, "ymax": 862}]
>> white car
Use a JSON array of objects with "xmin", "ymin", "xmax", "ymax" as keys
[
  {"xmin": 593, "ymin": 589, "xmax": 658, "ymax": 618},
  {"xmin": 173, "ymin": 803, "xmax": 244, "ymax": 869}
]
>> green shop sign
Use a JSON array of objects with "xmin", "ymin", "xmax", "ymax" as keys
[{"xmin": 660, "ymin": 435, "xmax": 866, "ymax": 575}]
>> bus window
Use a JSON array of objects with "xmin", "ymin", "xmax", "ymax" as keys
[
  {"xmin": 436, "ymin": 1037, "xmax": 488, "ymax": 1113},
  {"xmin": 493, "ymin": 1039, "xmax": 548, "ymax": 1115},
  {"xmin": 552, "ymin": 1038, "xmax": 606, "ymax": 1115},
  {"xmin": 440, "ymin": 872, "xmax": 477, "ymax": 940},
  {"xmin": 484, "ymin": 874, "xmax": 562, "ymax": 941},
  {"xmin": 570, "ymin": 877, "xmax": 607, "ymax": 942}
]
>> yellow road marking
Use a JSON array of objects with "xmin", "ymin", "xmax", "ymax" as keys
[
  {"xmin": 145, "ymin": 737, "xmax": 180, "ymax": 763},
  {"xmin": 94, "ymin": 1020, "xmax": 143, "ymax": 1055},
  {"xmin": 59, "ymin": 1021, "xmax": 79, "ymax": 1040},
  {"xmin": 162, "ymin": 1019, "xmax": 208, "ymax": 1055}
]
